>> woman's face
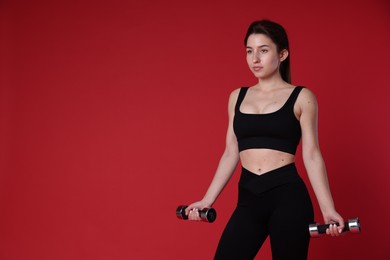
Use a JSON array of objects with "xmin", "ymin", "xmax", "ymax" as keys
[{"xmin": 245, "ymin": 33, "xmax": 287, "ymax": 80}]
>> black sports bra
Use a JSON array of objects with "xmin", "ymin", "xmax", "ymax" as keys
[{"xmin": 233, "ymin": 86, "xmax": 304, "ymax": 155}]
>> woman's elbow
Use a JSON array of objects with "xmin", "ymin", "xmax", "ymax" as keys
[
  {"xmin": 302, "ymin": 145, "xmax": 322, "ymax": 163},
  {"xmin": 224, "ymin": 144, "xmax": 239, "ymax": 160}
]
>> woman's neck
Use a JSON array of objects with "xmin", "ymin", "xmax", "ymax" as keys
[{"xmin": 254, "ymin": 77, "xmax": 288, "ymax": 91}]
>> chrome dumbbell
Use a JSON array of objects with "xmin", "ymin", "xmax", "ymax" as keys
[
  {"xmin": 176, "ymin": 205, "xmax": 217, "ymax": 223},
  {"xmin": 309, "ymin": 218, "xmax": 361, "ymax": 238}
]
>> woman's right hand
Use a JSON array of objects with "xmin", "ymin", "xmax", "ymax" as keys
[{"xmin": 185, "ymin": 201, "xmax": 212, "ymax": 221}]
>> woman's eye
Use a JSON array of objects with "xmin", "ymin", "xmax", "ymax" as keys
[
  {"xmin": 246, "ymin": 50, "xmax": 252, "ymax": 54},
  {"xmin": 260, "ymin": 49, "xmax": 268, "ymax": 53}
]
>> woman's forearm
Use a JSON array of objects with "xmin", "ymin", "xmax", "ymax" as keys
[{"xmin": 303, "ymin": 150, "xmax": 336, "ymax": 213}]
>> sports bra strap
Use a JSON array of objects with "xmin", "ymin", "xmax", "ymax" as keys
[
  {"xmin": 284, "ymin": 86, "xmax": 304, "ymax": 109},
  {"xmin": 235, "ymin": 87, "xmax": 249, "ymax": 112}
]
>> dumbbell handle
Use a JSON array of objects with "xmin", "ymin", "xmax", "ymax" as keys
[
  {"xmin": 309, "ymin": 218, "xmax": 360, "ymax": 237},
  {"xmin": 176, "ymin": 205, "xmax": 217, "ymax": 223}
]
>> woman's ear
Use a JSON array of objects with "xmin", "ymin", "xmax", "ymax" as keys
[{"xmin": 279, "ymin": 49, "xmax": 289, "ymax": 62}]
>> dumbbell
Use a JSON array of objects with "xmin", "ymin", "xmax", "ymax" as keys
[
  {"xmin": 309, "ymin": 218, "xmax": 360, "ymax": 238},
  {"xmin": 176, "ymin": 205, "xmax": 217, "ymax": 223}
]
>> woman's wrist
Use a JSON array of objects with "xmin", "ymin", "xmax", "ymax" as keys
[{"xmin": 201, "ymin": 197, "xmax": 214, "ymax": 207}]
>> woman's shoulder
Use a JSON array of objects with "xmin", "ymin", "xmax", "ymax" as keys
[
  {"xmin": 227, "ymin": 87, "xmax": 246, "ymax": 108},
  {"xmin": 228, "ymin": 87, "xmax": 246, "ymax": 100},
  {"xmin": 297, "ymin": 86, "xmax": 317, "ymax": 101},
  {"xmin": 230, "ymin": 86, "xmax": 249, "ymax": 93},
  {"xmin": 295, "ymin": 86, "xmax": 318, "ymax": 111}
]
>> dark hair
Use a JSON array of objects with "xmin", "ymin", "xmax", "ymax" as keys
[{"xmin": 244, "ymin": 20, "xmax": 291, "ymax": 83}]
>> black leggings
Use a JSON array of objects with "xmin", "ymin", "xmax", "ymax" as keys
[{"xmin": 215, "ymin": 164, "xmax": 314, "ymax": 260}]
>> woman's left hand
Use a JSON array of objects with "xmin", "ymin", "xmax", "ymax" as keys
[{"xmin": 323, "ymin": 210, "xmax": 344, "ymax": 237}]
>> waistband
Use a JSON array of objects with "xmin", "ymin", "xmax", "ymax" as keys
[{"xmin": 239, "ymin": 163, "xmax": 302, "ymax": 195}]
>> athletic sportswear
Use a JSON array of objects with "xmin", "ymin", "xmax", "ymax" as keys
[
  {"xmin": 233, "ymin": 86, "xmax": 304, "ymax": 155},
  {"xmin": 214, "ymin": 164, "xmax": 314, "ymax": 260}
]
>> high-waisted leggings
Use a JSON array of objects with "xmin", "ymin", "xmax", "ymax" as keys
[{"xmin": 215, "ymin": 163, "xmax": 314, "ymax": 260}]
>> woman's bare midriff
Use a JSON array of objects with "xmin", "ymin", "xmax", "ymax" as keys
[{"xmin": 239, "ymin": 149, "xmax": 295, "ymax": 175}]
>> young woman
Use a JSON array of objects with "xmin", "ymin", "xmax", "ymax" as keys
[{"xmin": 185, "ymin": 20, "xmax": 344, "ymax": 259}]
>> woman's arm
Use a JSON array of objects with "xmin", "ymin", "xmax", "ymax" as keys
[
  {"xmin": 298, "ymin": 88, "xmax": 344, "ymax": 236},
  {"xmin": 186, "ymin": 89, "xmax": 240, "ymax": 220}
]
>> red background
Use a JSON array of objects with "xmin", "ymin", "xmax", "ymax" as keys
[{"xmin": 1, "ymin": 0, "xmax": 389, "ymax": 259}]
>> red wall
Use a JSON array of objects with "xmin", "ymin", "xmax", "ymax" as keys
[{"xmin": 1, "ymin": 0, "xmax": 389, "ymax": 259}]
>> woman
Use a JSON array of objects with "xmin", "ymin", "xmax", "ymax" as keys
[{"xmin": 186, "ymin": 20, "xmax": 344, "ymax": 259}]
